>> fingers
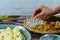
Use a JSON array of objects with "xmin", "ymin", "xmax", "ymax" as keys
[
  {"xmin": 34, "ymin": 11, "xmax": 45, "ymax": 18},
  {"xmin": 32, "ymin": 5, "xmax": 55, "ymax": 20},
  {"xmin": 32, "ymin": 8, "xmax": 41, "ymax": 17},
  {"xmin": 32, "ymin": 5, "xmax": 44, "ymax": 17}
]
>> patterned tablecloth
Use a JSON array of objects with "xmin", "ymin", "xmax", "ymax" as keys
[
  {"xmin": 0, "ymin": 16, "xmax": 60, "ymax": 40},
  {"xmin": 0, "ymin": 15, "xmax": 42, "ymax": 40}
]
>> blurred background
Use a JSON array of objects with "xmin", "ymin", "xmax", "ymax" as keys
[{"xmin": 0, "ymin": 0, "xmax": 60, "ymax": 15}]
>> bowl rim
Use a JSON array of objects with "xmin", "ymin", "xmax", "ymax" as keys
[
  {"xmin": 0, "ymin": 22, "xmax": 32, "ymax": 40},
  {"xmin": 39, "ymin": 34, "xmax": 60, "ymax": 40}
]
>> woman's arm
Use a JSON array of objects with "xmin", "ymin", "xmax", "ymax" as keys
[
  {"xmin": 32, "ymin": 5, "xmax": 60, "ymax": 19},
  {"xmin": 53, "ymin": 5, "xmax": 60, "ymax": 14}
]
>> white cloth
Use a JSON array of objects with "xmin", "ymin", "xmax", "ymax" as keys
[{"xmin": 0, "ymin": 0, "xmax": 60, "ymax": 15}]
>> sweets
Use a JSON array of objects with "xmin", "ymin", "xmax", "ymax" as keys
[
  {"xmin": 26, "ymin": 18, "xmax": 45, "ymax": 27},
  {"xmin": 0, "ymin": 27, "xmax": 22, "ymax": 40},
  {"xmin": 25, "ymin": 18, "xmax": 60, "ymax": 31}
]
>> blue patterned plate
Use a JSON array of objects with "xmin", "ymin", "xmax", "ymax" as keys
[
  {"xmin": 39, "ymin": 34, "xmax": 60, "ymax": 40},
  {"xmin": 0, "ymin": 23, "xmax": 31, "ymax": 40}
]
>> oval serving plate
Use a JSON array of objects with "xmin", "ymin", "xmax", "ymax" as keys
[
  {"xmin": 0, "ymin": 23, "xmax": 31, "ymax": 40},
  {"xmin": 39, "ymin": 34, "xmax": 60, "ymax": 40},
  {"xmin": 24, "ymin": 16, "xmax": 60, "ymax": 34}
]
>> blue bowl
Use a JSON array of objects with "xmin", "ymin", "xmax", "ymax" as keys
[
  {"xmin": 39, "ymin": 34, "xmax": 60, "ymax": 40},
  {"xmin": 0, "ymin": 23, "xmax": 31, "ymax": 40}
]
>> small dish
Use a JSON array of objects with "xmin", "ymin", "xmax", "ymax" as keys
[{"xmin": 39, "ymin": 34, "xmax": 60, "ymax": 40}]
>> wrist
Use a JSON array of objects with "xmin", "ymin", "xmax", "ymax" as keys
[
  {"xmin": 53, "ymin": 5, "xmax": 60, "ymax": 14},
  {"xmin": 52, "ymin": 8, "xmax": 57, "ymax": 14}
]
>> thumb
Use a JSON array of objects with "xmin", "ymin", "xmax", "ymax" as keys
[{"xmin": 34, "ymin": 12, "xmax": 44, "ymax": 18}]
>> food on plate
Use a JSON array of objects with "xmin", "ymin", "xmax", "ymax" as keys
[
  {"xmin": 0, "ymin": 27, "xmax": 22, "ymax": 40},
  {"xmin": 24, "ymin": 16, "xmax": 60, "ymax": 33},
  {"xmin": 26, "ymin": 18, "xmax": 45, "ymax": 27}
]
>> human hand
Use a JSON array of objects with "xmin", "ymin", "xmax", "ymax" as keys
[{"xmin": 32, "ymin": 5, "xmax": 55, "ymax": 18}]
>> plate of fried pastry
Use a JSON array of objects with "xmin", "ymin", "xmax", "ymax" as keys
[{"xmin": 24, "ymin": 16, "xmax": 60, "ymax": 34}]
